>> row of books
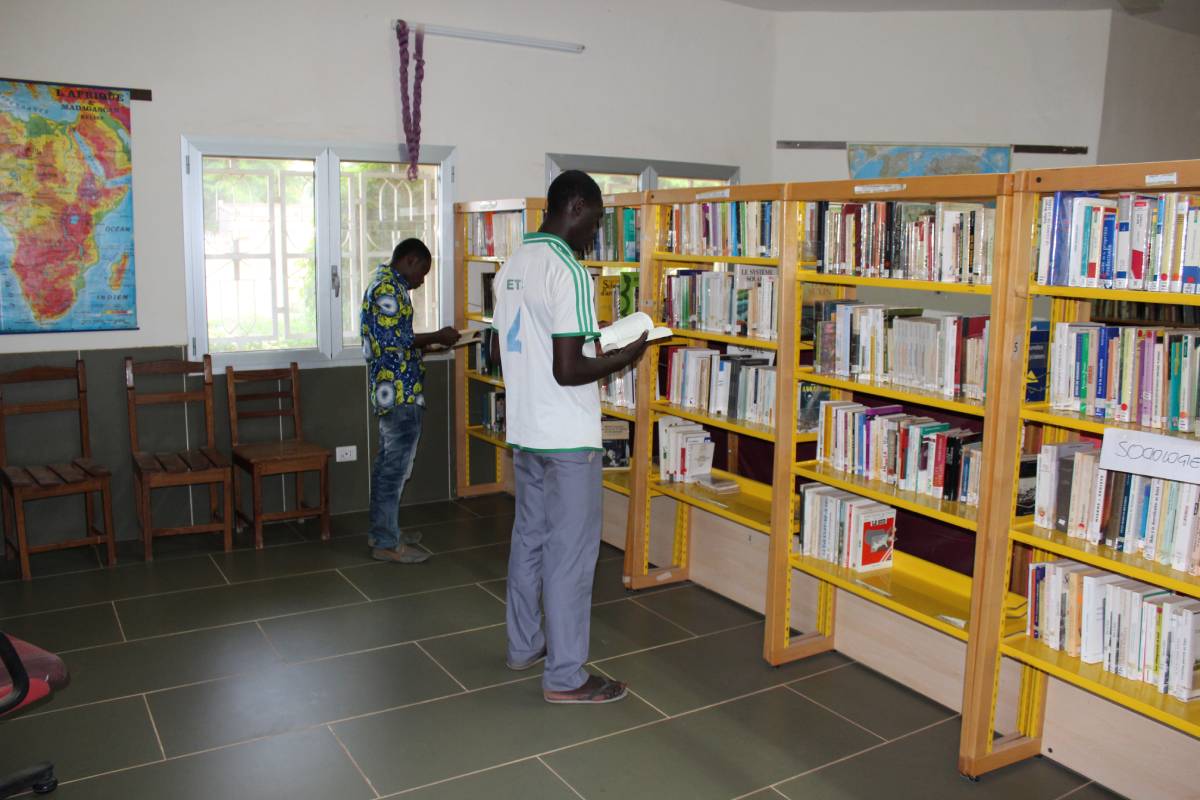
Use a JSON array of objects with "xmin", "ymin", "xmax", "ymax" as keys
[
  {"xmin": 467, "ymin": 211, "xmax": 525, "ymax": 259},
  {"xmin": 657, "ymin": 415, "xmax": 715, "ymax": 483},
  {"xmin": 475, "ymin": 329, "xmax": 501, "ymax": 378},
  {"xmin": 812, "ymin": 301, "xmax": 990, "ymax": 401},
  {"xmin": 659, "ymin": 346, "xmax": 776, "ymax": 427},
  {"xmin": 1026, "ymin": 559, "xmax": 1200, "ymax": 702},
  {"xmin": 1033, "ymin": 441, "xmax": 1200, "ymax": 574},
  {"xmin": 601, "ymin": 419, "xmax": 631, "ymax": 469},
  {"xmin": 481, "ymin": 390, "xmax": 505, "ymax": 434},
  {"xmin": 817, "ymin": 201, "xmax": 997, "ymax": 284},
  {"xmin": 816, "ymin": 400, "xmax": 984, "ymax": 506},
  {"xmin": 662, "ymin": 268, "xmax": 778, "ymax": 341},
  {"xmin": 584, "ymin": 207, "xmax": 640, "ymax": 263},
  {"xmin": 795, "ymin": 484, "xmax": 896, "ymax": 572},
  {"xmin": 600, "ymin": 366, "xmax": 637, "ymax": 410},
  {"xmin": 1035, "ymin": 191, "xmax": 1200, "ymax": 292},
  {"xmin": 595, "ymin": 272, "xmax": 640, "ymax": 324},
  {"xmin": 1048, "ymin": 323, "xmax": 1200, "ymax": 430},
  {"xmin": 796, "ymin": 383, "xmax": 832, "ymax": 433},
  {"xmin": 662, "ymin": 201, "xmax": 780, "ymax": 258}
]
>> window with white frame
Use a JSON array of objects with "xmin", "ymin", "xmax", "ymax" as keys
[
  {"xmin": 545, "ymin": 153, "xmax": 738, "ymax": 193},
  {"xmin": 181, "ymin": 139, "xmax": 454, "ymax": 368}
]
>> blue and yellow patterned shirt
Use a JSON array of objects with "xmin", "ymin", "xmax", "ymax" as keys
[{"xmin": 361, "ymin": 265, "xmax": 425, "ymax": 414}]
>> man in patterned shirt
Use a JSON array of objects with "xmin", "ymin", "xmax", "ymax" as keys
[{"xmin": 362, "ymin": 238, "xmax": 459, "ymax": 563}]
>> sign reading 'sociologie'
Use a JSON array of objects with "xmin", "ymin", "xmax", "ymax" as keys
[{"xmin": 1099, "ymin": 428, "xmax": 1200, "ymax": 484}]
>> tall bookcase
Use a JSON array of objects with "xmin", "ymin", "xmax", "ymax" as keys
[
  {"xmin": 961, "ymin": 160, "xmax": 1200, "ymax": 776},
  {"xmin": 623, "ymin": 185, "xmax": 795, "ymax": 590}
]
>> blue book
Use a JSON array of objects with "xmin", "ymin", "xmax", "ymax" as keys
[
  {"xmin": 1049, "ymin": 191, "xmax": 1098, "ymax": 286},
  {"xmin": 1099, "ymin": 209, "xmax": 1116, "ymax": 288},
  {"xmin": 1094, "ymin": 326, "xmax": 1117, "ymax": 419},
  {"xmin": 1182, "ymin": 207, "xmax": 1200, "ymax": 292},
  {"xmin": 1025, "ymin": 320, "xmax": 1050, "ymax": 402}
]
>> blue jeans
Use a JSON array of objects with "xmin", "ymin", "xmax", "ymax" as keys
[{"xmin": 368, "ymin": 404, "xmax": 423, "ymax": 550}]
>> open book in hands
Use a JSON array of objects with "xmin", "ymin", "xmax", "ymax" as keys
[
  {"xmin": 426, "ymin": 328, "xmax": 483, "ymax": 351},
  {"xmin": 598, "ymin": 312, "xmax": 673, "ymax": 354}
]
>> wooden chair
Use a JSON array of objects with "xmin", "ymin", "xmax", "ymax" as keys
[
  {"xmin": 126, "ymin": 355, "xmax": 232, "ymax": 560},
  {"xmin": 0, "ymin": 361, "xmax": 114, "ymax": 580},
  {"xmin": 226, "ymin": 363, "xmax": 331, "ymax": 548}
]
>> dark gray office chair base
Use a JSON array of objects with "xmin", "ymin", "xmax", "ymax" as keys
[{"xmin": 0, "ymin": 760, "xmax": 58, "ymax": 797}]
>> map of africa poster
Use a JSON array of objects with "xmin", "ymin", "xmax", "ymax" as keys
[{"xmin": 0, "ymin": 79, "xmax": 136, "ymax": 333}]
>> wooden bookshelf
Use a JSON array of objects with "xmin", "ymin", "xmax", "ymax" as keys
[{"xmin": 960, "ymin": 160, "xmax": 1200, "ymax": 778}]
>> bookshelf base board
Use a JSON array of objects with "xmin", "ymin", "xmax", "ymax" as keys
[
  {"xmin": 765, "ymin": 631, "xmax": 836, "ymax": 666},
  {"xmin": 959, "ymin": 733, "xmax": 1042, "ymax": 778},
  {"xmin": 625, "ymin": 564, "xmax": 689, "ymax": 590}
]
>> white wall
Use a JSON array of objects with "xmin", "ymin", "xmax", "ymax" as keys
[
  {"xmin": 0, "ymin": 0, "xmax": 777, "ymax": 354},
  {"xmin": 768, "ymin": 10, "xmax": 1111, "ymax": 180},
  {"xmin": 1097, "ymin": 11, "xmax": 1200, "ymax": 165}
]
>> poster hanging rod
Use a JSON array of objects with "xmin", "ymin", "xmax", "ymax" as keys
[{"xmin": 393, "ymin": 22, "xmax": 584, "ymax": 54}]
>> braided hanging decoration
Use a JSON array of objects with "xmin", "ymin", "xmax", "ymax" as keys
[{"xmin": 396, "ymin": 21, "xmax": 425, "ymax": 180}]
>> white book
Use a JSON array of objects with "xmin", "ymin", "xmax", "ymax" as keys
[
  {"xmin": 1081, "ymin": 573, "xmax": 1124, "ymax": 664},
  {"xmin": 598, "ymin": 312, "xmax": 672, "ymax": 353},
  {"xmin": 1169, "ymin": 603, "xmax": 1200, "ymax": 701}
]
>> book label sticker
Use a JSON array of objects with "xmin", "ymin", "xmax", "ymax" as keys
[
  {"xmin": 1099, "ymin": 428, "xmax": 1200, "ymax": 484},
  {"xmin": 1145, "ymin": 172, "xmax": 1178, "ymax": 187},
  {"xmin": 696, "ymin": 189, "xmax": 731, "ymax": 200},
  {"xmin": 854, "ymin": 183, "xmax": 906, "ymax": 195}
]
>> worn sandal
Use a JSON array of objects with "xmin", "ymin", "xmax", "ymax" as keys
[{"xmin": 544, "ymin": 674, "xmax": 629, "ymax": 704}]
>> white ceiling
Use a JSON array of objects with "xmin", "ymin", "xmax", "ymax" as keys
[{"xmin": 719, "ymin": 0, "xmax": 1200, "ymax": 35}]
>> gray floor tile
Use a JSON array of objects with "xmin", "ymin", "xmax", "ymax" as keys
[
  {"xmin": 0, "ymin": 697, "xmax": 161, "ymax": 783},
  {"xmin": 147, "ymin": 643, "xmax": 460, "ymax": 756},
  {"xmin": 596, "ymin": 623, "xmax": 851, "ymax": 715},
  {"xmin": 50, "ymin": 727, "xmax": 373, "ymax": 800},
  {"xmin": 115, "ymin": 524, "xmax": 304, "ymax": 562},
  {"xmin": 259, "ymin": 584, "xmax": 506, "ymax": 661},
  {"xmin": 598, "ymin": 541, "xmax": 623, "ymax": 560},
  {"xmin": 0, "ymin": 556, "xmax": 226, "ymax": 617},
  {"xmin": 545, "ymin": 686, "xmax": 880, "ymax": 800},
  {"xmin": 775, "ymin": 718, "xmax": 1088, "ymax": 800},
  {"xmin": 333, "ymin": 675, "xmax": 661, "ymax": 795},
  {"xmin": 0, "ymin": 546, "xmax": 102, "ymax": 582},
  {"xmin": 50, "ymin": 623, "xmax": 280, "ymax": 711},
  {"xmin": 453, "ymin": 493, "xmax": 515, "ymax": 518},
  {"xmin": 213, "ymin": 534, "xmax": 377, "ymax": 583},
  {"xmin": 790, "ymin": 663, "xmax": 955, "ymax": 740},
  {"xmin": 397, "ymin": 500, "xmax": 481, "ymax": 527},
  {"xmin": 0, "ymin": 602, "xmax": 123, "ymax": 652},
  {"xmin": 1058, "ymin": 783, "xmax": 1129, "ymax": 800},
  {"xmin": 419, "ymin": 599, "xmax": 694, "ymax": 690},
  {"xmin": 633, "ymin": 584, "xmax": 762, "ymax": 635},
  {"xmin": 742, "ymin": 790, "xmax": 788, "ymax": 799},
  {"xmin": 395, "ymin": 759, "xmax": 578, "ymax": 800},
  {"xmin": 340, "ymin": 542, "xmax": 510, "ymax": 600},
  {"xmin": 114, "ymin": 571, "xmax": 363, "ymax": 639},
  {"xmin": 300, "ymin": 509, "xmax": 368, "ymax": 540},
  {"xmin": 417, "ymin": 514, "xmax": 514, "ymax": 553}
]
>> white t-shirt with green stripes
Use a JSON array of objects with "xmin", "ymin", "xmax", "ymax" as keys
[{"xmin": 491, "ymin": 232, "xmax": 602, "ymax": 452}]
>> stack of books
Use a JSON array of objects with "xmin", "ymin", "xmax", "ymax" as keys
[
  {"xmin": 795, "ymin": 484, "xmax": 896, "ymax": 572},
  {"xmin": 1048, "ymin": 323, "xmax": 1200, "ymax": 429},
  {"xmin": 818, "ymin": 200, "xmax": 996, "ymax": 284},
  {"xmin": 600, "ymin": 366, "xmax": 637, "ymax": 410},
  {"xmin": 1033, "ymin": 441, "xmax": 1200, "ymax": 574},
  {"xmin": 660, "ymin": 346, "xmax": 776, "ymax": 427},
  {"xmin": 812, "ymin": 300, "xmax": 990, "ymax": 401},
  {"xmin": 475, "ymin": 330, "xmax": 501, "ymax": 378},
  {"xmin": 482, "ymin": 390, "xmax": 505, "ymax": 434},
  {"xmin": 1027, "ymin": 559, "xmax": 1200, "ymax": 701},
  {"xmin": 602, "ymin": 419, "xmax": 631, "ymax": 469},
  {"xmin": 663, "ymin": 201, "xmax": 780, "ymax": 258},
  {"xmin": 656, "ymin": 415, "xmax": 715, "ymax": 483},
  {"xmin": 1035, "ymin": 191, "xmax": 1200, "ymax": 291},
  {"xmin": 663, "ymin": 267, "xmax": 778, "ymax": 340},
  {"xmin": 816, "ymin": 400, "xmax": 983, "ymax": 506},
  {"xmin": 467, "ymin": 211, "xmax": 525, "ymax": 259},
  {"xmin": 585, "ymin": 207, "xmax": 640, "ymax": 263}
]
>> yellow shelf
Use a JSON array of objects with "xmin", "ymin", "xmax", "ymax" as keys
[
  {"xmin": 466, "ymin": 371, "xmax": 504, "ymax": 388},
  {"xmin": 602, "ymin": 468, "xmax": 633, "ymax": 496},
  {"xmin": 799, "ymin": 341, "xmax": 814, "ymax": 352},
  {"xmin": 1020, "ymin": 403, "xmax": 1198, "ymax": 439},
  {"xmin": 580, "ymin": 260, "xmax": 639, "ymax": 269},
  {"xmin": 1000, "ymin": 634, "xmax": 1200, "ymax": 738},
  {"xmin": 798, "ymin": 270, "xmax": 992, "ymax": 295},
  {"xmin": 465, "ymin": 312, "xmax": 494, "ymax": 325},
  {"xmin": 653, "ymin": 250, "xmax": 779, "ymax": 267},
  {"xmin": 665, "ymin": 330, "xmax": 779, "ymax": 351},
  {"xmin": 1029, "ymin": 284, "xmax": 1200, "ymax": 306},
  {"xmin": 793, "ymin": 460, "xmax": 978, "ymax": 531},
  {"xmin": 788, "ymin": 551, "xmax": 1024, "ymax": 642},
  {"xmin": 651, "ymin": 468, "xmax": 772, "ymax": 534},
  {"xmin": 796, "ymin": 431, "xmax": 819, "ymax": 444},
  {"xmin": 466, "ymin": 426, "xmax": 509, "ymax": 450},
  {"xmin": 465, "ymin": 255, "xmax": 505, "ymax": 264},
  {"xmin": 796, "ymin": 369, "xmax": 986, "ymax": 417},
  {"xmin": 651, "ymin": 401, "xmax": 775, "ymax": 442},
  {"xmin": 601, "ymin": 403, "xmax": 637, "ymax": 422},
  {"xmin": 1010, "ymin": 522, "xmax": 1200, "ymax": 600}
]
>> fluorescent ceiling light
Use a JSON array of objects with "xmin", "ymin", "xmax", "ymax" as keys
[{"xmin": 397, "ymin": 22, "xmax": 585, "ymax": 54}]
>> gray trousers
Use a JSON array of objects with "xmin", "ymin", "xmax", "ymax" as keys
[{"xmin": 506, "ymin": 448, "xmax": 602, "ymax": 692}]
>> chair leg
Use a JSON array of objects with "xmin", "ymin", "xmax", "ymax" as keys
[
  {"xmin": 141, "ymin": 482, "xmax": 154, "ymax": 562},
  {"xmin": 14, "ymin": 495, "xmax": 31, "ymax": 581},
  {"xmin": 101, "ymin": 479, "xmax": 116, "ymax": 567},
  {"xmin": 83, "ymin": 482, "xmax": 96, "ymax": 543},
  {"xmin": 1, "ymin": 487, "xmax": 13, "ymax": 562},
  {"xmin": 252, "ymin": 469, "xmax": 264, "ymax": 550},
  {"xmin": 320, "ymin": 461, "xmax": 331, "ymax": 541},
  {"xmin": 294, "ymin": 471, "xmax": 304, "ymax": 515},
  {"xmin": 209, "ymin": 479, "xmax": 220, "ymax": 527},
  {"xmin": 232, "ymin": 465, "xmax": 243, "ymax": 534},
  {"xmin": 221, "ymin": 475, "xmax": 233, "ymax": 553}
]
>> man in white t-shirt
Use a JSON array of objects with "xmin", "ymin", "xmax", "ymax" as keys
[{"xmin": 490, "ymin": 171, "xmax": 649, "ymax": 703}]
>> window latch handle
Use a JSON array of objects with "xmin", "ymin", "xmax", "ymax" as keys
[{"xmin": 331, "ymin": 266, "xmax": 340, "ymax": 298}]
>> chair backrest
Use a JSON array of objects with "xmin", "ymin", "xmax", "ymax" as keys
[
  {"xmin": 225, "ymin": 362, "xmax": 304, "ymax": 447},
  {"xmin": 0, "ymin": 361, "xmax": 90, "ymax": 468},
  {"xmin": 125, "ymin": 355, "xmax": 215, "ymax": 453}
]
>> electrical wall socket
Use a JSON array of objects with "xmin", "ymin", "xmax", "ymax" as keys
[{"xmin": 335, "ymin": 445, "xmax": 357, "ymax": 463}]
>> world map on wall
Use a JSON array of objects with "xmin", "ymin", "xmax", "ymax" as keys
[
  {"xmin": 0, "ymin": 80, "xmax": 136, "ymax": 333},
  {"xmin": 848, "ymin": 144, "xmax": 1011, "ymax": 179}
]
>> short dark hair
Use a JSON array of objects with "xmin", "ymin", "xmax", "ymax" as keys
[
  {"xmin": 390, "ymin": 238, "xmax": 431, "ymax": 267},
  {"xmin": 547, "ymin": 170, "xmax": 602, "ymax": 216}
]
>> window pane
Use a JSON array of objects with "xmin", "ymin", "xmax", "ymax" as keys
[
  {"xmin": 588, "ymin": 172, "xmax": 639, "ymax": 195},
  {"xmin": 340, "ymin": 161, "xmax": 439, "ymax": 344},
  {"xmin": 657, "ymin": 177, "xmax": 728, "ymax": 190},
  {"xmin": 202, "ymin": 157, "xmax": 318, "ymax": 352}
]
